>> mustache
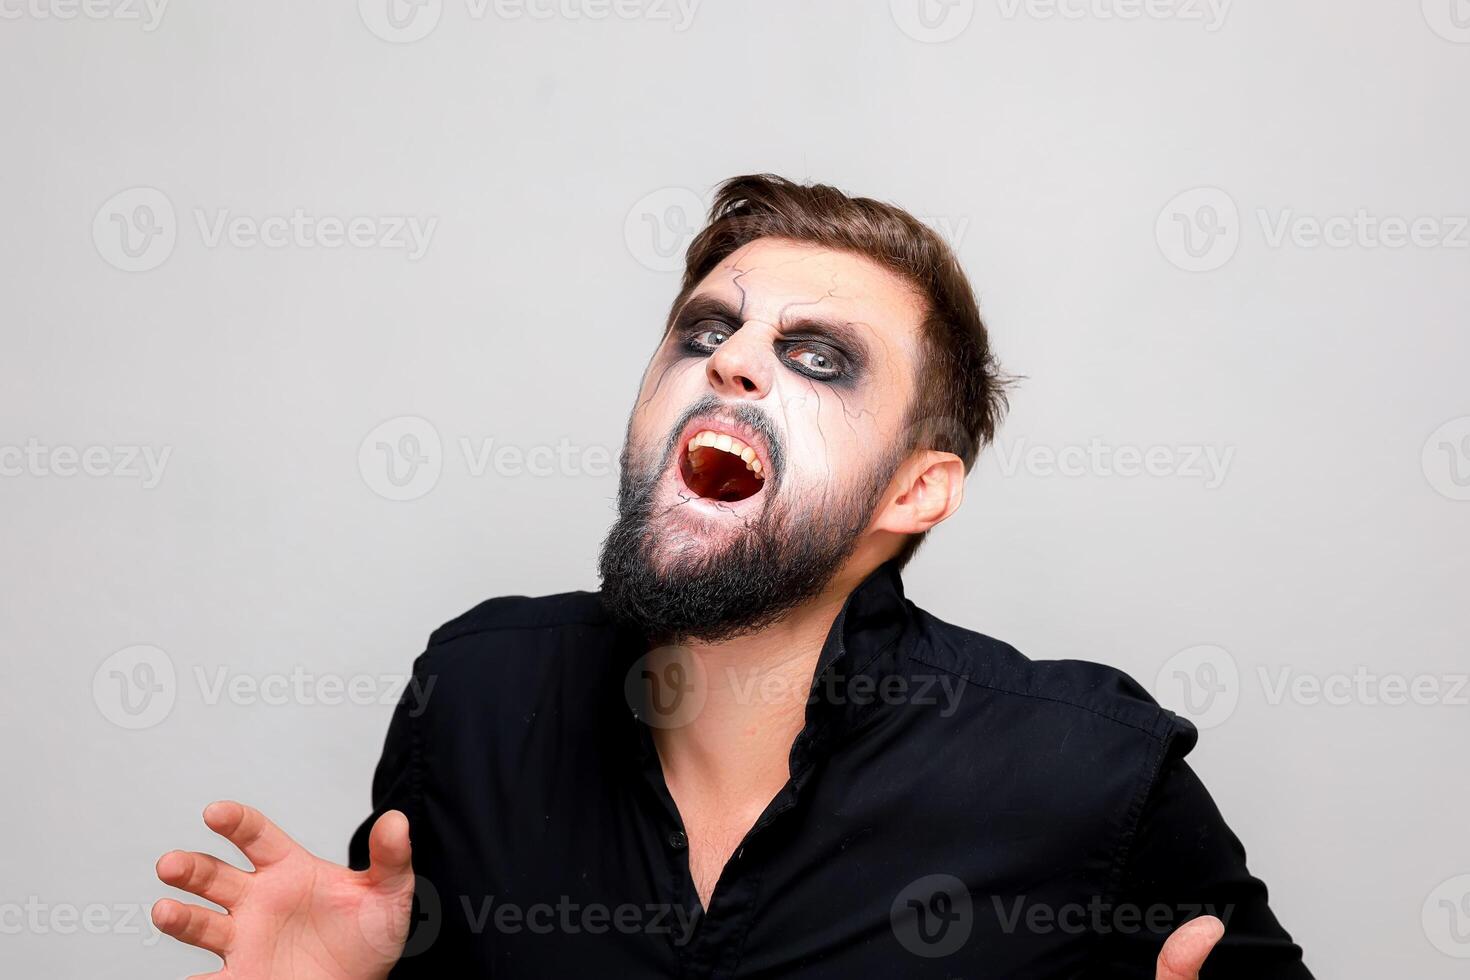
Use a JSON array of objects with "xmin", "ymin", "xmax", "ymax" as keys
[{"xmin": 658, "ymin": 393, "xmax": 787, "ymax": 489}]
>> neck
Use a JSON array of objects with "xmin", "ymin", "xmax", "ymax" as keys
[{"xmin": 651, "ymin": 557, "xmax": 878, "ymax": 800}]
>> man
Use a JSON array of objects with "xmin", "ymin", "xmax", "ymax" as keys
[{"xmin": 152, "ymin": 175, "xmax": 1312, "ymax": 977}]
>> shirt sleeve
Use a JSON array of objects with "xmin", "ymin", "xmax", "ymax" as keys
[
  {"xmin": 347, "ymin": 652, "xmax": 447, "ymax": 978},
  {"xmin": 1087, "ymin": 719, "xmax": 1314, "ymax": 978}
]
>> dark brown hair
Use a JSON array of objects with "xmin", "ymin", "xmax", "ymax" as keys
[{"xmin": 669, "ymin": 173, "xmax": 1011, "ymax": 569}]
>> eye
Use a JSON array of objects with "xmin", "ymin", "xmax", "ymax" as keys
[
  {"xmin": 783, "ymin": 344, "xmax": 845, "ymax": 381},
  {"xmin": 684, "ymin": 321, "xmax": 731, "ymax": 354}
]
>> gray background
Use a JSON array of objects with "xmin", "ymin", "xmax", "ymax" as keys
[{"xmin": 3, "ymin": 1, "xmax": 1468, "ymax": 976}]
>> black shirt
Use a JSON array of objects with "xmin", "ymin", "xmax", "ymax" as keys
[{"xmin": 348, "ymin": 558, "xmax": 1312, "ymax": 978}]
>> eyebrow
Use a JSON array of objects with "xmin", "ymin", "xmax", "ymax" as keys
[{"xmin": 671, "ymin": 293, "xmax": 872, "ymax": 364}]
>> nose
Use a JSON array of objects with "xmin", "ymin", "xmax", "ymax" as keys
[{"xmin": 705, "ymin": 323, "xmax": 773, "ymax": 399}]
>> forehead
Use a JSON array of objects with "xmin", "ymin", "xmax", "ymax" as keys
[{"xmin": 686, "ymin": 237, "xmax": 926, "ymax": 361}]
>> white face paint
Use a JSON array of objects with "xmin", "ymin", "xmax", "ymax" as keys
[{"xmin": 625, "ymin": 237, "xmax": 927, "ymax": 568}]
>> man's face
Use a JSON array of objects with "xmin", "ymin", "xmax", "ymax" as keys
[{"xmin": 598, "ymin": 237, "xmax": 927, "ymax": 643}]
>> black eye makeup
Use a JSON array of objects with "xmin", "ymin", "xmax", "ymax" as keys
[
  {"xmin": 682, "ymin": 319, "xmax": 733, "ymax": 354},
  {"xmin": 776, "ymin": 339, "xmax": 848, "ymax": 381},
  {"xmin": 667, "ymin": 295, "xmax": 868, "ymax": 386}
]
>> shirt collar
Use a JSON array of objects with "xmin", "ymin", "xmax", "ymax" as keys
[
  {"xmin": 794, "ymin": 555, "xmax": 913, "ymax": 763},
  {"xmin": 612, "ymin": 555, "xmax": 916, "ymax": 764}
]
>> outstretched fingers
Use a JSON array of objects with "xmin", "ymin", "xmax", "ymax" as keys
[
  {"xmin": 151, "ymin": 898, "xmax": 234, "ymax": 956},
  {"xmin": 203, "ymin": 800, "xmax": 298, "ymax": 869},
  {"xmin": 156, "ymin": 850, "xmax": 250, "ymax": 909}
]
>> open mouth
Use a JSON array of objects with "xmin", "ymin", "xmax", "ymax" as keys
[{"xmin": 678, "ymin": 429, "xmax": 767, "ymax": 503}]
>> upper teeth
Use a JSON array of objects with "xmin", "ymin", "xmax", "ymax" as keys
[{"xmin": 687, "ymin": 429, "xmax": 764, "ymax": 478}]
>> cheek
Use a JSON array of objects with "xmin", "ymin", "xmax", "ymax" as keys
[
  {"xmin": 630, "ymin": 351, "xmax": 705, "ymax": 446},
  {"xmin": 770, "ymin": 376, "xmax": 883, "ymax": 486}
]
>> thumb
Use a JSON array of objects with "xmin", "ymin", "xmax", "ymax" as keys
[
  {"xmin": 1156, "ymin": 914, "xmax": 1225, "ymax": 980},
  {"xmin": 365, "ymin": 810, "xmax": 413, "ymax": 889}
]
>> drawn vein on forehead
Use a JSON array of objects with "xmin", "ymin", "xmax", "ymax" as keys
[
  {"xmin": 673, "ymin": 289, "xmax": 877, "ymax": 365},
  {"xmin": 715, "ymin": 253, "xmax": 909, "ymax": 371}
]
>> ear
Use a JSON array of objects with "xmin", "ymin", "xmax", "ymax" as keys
[{"xmin": 870, "ymin": 450, "xmax": 965, "ymax": 537}]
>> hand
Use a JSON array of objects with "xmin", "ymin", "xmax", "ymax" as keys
[
  {"xmin": 1155, "ymin": 914, "xmax": 1225, "ymax": 980},
  {"xmin": 152, "ymin": 801, "xmax": 415, "ymax": 980}
]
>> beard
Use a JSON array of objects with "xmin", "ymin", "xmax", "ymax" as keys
[{"xmin": 597, "ymin": 399, "xmax": 904, "ymax": 645}]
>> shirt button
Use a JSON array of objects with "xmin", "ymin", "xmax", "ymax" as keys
[{"xmin": 668, "ymin": 830, "xmax": 688, "ymax": 849}]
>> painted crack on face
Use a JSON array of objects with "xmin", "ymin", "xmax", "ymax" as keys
[{"xmin": 598, "ymin": 237, "xmax": 929, "ymax": 644}]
